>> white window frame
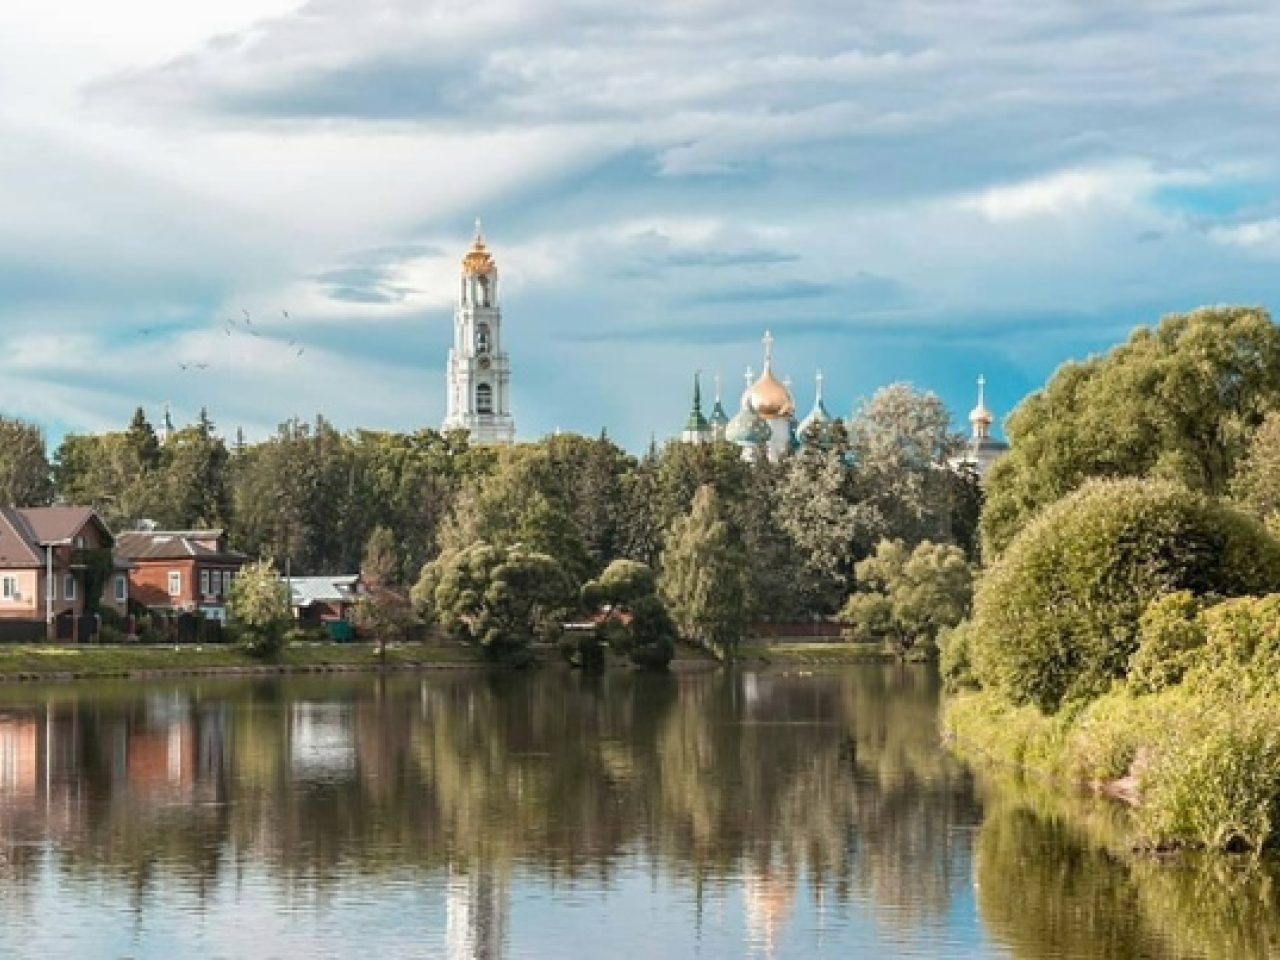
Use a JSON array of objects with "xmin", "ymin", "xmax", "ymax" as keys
[
  {"xmin": 114, "ymin": 574, "xmax": 127, "ymax": 603},
  {"xmin": 168, "ymin": 571, "xmax": 182, "ymax": 597},
  {"xmin": 1, "ymin": 576, "xmax": 17, "ymax": 601},
  {"xmin": 64, "ymin": 574, "xmax": 75, "ymax": 601},
  {"xmin": 200, "ymin": 569, "xmax": 210, "ymax": 597}
]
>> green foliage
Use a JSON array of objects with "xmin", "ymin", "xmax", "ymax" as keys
[
  {"xmin": 581, "ymin": 559, "xmax": 677, "ymax": 669},
  {"xmin": 361, "ymin": 524, "xmax": 402, "ymax": 586},
  {"xmin": 227, "ymin": 558, "xmax": 292, "ymax": 659},
  {"xmin": 72, "ymin": 547, "xmax": 115, "ymax": 617},
  {"xmin": 353, "ymin": 586, "xmax": 419, "ymax": 656},
  {"xmin": 0, "ymin": 415, "xmax": 53, "ymax": 507},
  {"xmin": 938, "ymin": 620, "xmax": 978, "ymax": 692},
  {"xmin": 982, "ymin": 305, "xmax": 1280, "ymax": 558},
  {"xmin": 847, "ymin": 382, "xmax": 965, "ymax": 548},
  {"xmin": 1128, "ymin": 591, "xmax": 1207, "ymax": 695},
  {"xmin": 413, "ymin": 542, "xmax": 575, "ymax": 664},
  {"xmin": 658, "ymin": 485, "xmax": 751, "ymax": 659},
  {"xmin": 969, "ymin": 478, "xmax": 1280, "ymax": 714},
  {"xmin": 1133, "ymin": 690, "xmax": 1280, "ymax": 854},
  {"xmin": 839, "ymin": 539, "xmax": 972, "ymax": 656}
]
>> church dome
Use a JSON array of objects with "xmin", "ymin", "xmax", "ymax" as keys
[
  {"xmin": 743, "ymin": 367, "xmax": 794, "ymax": 418},
  {"xmin": 725, "ymin": 400, "xmax": 772, "ymax": 446},
  {"xmin": 461, "ymin": 219, "xmax": 497, "ymax": 276},
  {"xmin": 968, "ymin": 375, "xmax": 994, "ymax": 431}
]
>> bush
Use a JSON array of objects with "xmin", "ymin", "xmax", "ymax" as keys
[
  {"xmin": 1128, "ymin": 591, "xmax": 1207, "ymax": 695},
  {"xmin": 1134, "ymin": 691, "xmax": 1280, "ymax": 853},
  {"xmin": 969, "ymin": 479, "xmax": 1280, "ymax": 714}
]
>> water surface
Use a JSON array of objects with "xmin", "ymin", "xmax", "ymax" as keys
[{"xmin": 0, "ymin": 666, "xmax": 1273, "ymax": 958}]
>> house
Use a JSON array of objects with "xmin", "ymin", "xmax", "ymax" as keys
[
  {"xmin": 114, "ymin": 527, "xmax": 248, "ymax": 622},
  {"xmin": 287, "ymin": 575, "xmax": 363, "ymax": 627},
  {"xmin": 0, "ymin": 506, "xmax": 131, "ymax": 639}
]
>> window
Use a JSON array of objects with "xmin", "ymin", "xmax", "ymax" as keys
[
  {"xmin": 64, "ymin": 575, "xmax": 75, "ymax": 601},
  {"xmin": 476, "ymin": 382, "xmax": 494, "ymax": 414},
  {"xmin": 200, "ymin": 569, "xmax": 210, "ymax": 597},
  {"xmin": 476, "ymin": 323, "xmax": 490, "ymax": 354},
  {"xmin": 114, "ymin": 575, "xmax": 127, "ymax": 603},
  {"xmin": 168, "ymin": 571, "xmax": 182, "ymax": 597},
  {"xmin": 1, "ymin": 576, "xmax": 17, "ymax": 601}
]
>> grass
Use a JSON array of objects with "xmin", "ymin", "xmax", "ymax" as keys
[
  {"xmin": 737, "ymin": 639, "xmax": 889, "ymax": 663},
  {"xmin": 0, "ymin": 640, "xmax": 485, "ymax": 680}
]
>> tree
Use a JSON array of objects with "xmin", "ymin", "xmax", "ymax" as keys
[
  {"xmin": 775, "ymin": 441, "xmax": 861, "ymax": 613},
  {"xmin": 353, "ymin": 585, "xmax": 418, "ymax": 660},
  {"xmin": 982, "ymin": 305, "xmax": 1280, "ymax": 558},
  {"xmin": 580, "ymin": 559, "xmax": 677, "ymax": 669},
  {"xmin": 159, "ymin": 409, "xmax": 231, "ymax": 528},
  {"xmin": 0, "ymin": 415, "xmax": 52, "ymax": 507},
  {"xmin": 412, "ymin": 542, "xmax": 575, "ymax": 664},
  {"xmin": 658, "ymin": 485, "xmax": 751, "ymax": 659},
  {"xmin": 847, "ymin": 383, "xmax": 964, "ymax": 549},
  {"xmin": 1231, "ymin": 409, "xmax": 1280, "ymax": 527},
  {"xmin": 361, "ymin": 524, "xmax": 401, "ymax": 587},
  {"xmin": 968, "ymin": 478, "xmax": 1280, "ymax": 714},
  {"xmin": 227, "ymin": 558, "xmax": 292, "ymax": 658},
  {"xmin": 839, "ymin": 539, "xmax": 972, "ymax": 656}
]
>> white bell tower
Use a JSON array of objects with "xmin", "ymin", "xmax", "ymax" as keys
[{"xmin": 442, "ymin": 219, "xmax": 516, "ymax": 444}]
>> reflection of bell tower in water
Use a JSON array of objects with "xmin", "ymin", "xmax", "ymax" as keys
[
  {"xmin": 446, "ymin": 863, "xmax": 508, "ymax": 960},
  {"xmin": 442, "ymin": 219, "xmax": 516, "ymax": 444}
]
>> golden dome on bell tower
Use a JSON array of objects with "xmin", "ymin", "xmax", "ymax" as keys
[{"xmin": 461, "ymin": 218, "xmax": 497, "ymax": 276}]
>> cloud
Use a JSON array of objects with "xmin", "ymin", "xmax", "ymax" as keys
[{"xmin": 1, "ymin": 0, "xmax": 1279, "ymax": 455}]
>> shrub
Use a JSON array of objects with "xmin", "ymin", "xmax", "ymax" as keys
[
  {"xmin": 1128, "ymin": 591, "xmax": 1207, "ymax": 695},
  {"xmin": 1134, "ymin": 691, "xmax": 1280, "ymax": 853},
  {"xmin": 969, "ymin": 479, "xmax": 1280, "ymax": 714}
]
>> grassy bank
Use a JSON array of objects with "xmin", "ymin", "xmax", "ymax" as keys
[
  {"xmin": 0, "ymin": 641, "xmax": 485, "ymax": 681},
  {"xmin": 738, "ymin": 640, "xmax": 891, "ymax": 664}
]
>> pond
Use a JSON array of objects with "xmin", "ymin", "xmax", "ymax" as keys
[{"xmin": 0, "ymin": 665, "xmax": 1275, "ymax": 958}]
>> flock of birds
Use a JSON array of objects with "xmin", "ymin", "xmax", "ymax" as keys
[{"xmin": 143, "ymin": 309, "xmax": 307, "ymax": 372}]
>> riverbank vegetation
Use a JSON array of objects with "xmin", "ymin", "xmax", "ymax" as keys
[
  {"xmin": 2, "ymin": 379, "xmax": 983, "ymax": 666},
  {"xmin": 945, "ymin": 305, "xmax": 1280, "ymax": 854}
]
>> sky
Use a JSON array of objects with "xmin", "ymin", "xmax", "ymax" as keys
[{"xmin": 3, "ymin": 0, "xmax": 1280, "ymax": 453}]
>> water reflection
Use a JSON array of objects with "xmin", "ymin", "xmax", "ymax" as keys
[
  {"xmin": 0, "ymin": 668, "xmax": 986, "ymax": 958},
  {"xmin": 972, "ymin": 777, "xmax": 1280, "ymax": 960}
]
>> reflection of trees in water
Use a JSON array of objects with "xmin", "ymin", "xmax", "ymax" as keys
[
  {"xmin": 0, "ymin": 667, "xmax": 982, "ymax": 941},
  {"xmin": 974, "ymin": 776, "xmax": 1280, "ymax": 959}
]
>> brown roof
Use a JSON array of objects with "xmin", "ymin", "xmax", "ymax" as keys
[
  {"xmin": 0, "ymin": 506, "xmax": 115, "ymax": 570},
  {"xmin": 115, "ymin": 530, "xmax": 247, "ymax": 564}
]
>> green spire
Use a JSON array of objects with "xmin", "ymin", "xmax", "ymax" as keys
[{"xmin": 684, "ymin": 371, "xmax": 711, "ymax": 434}]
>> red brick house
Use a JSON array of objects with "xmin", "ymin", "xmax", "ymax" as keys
[
  {"xmin": 114, "ymin": 528, "xmax": 248, "ymax": 621},
  {"xmin": 0, "ymin": 506, "xmax": 131, "ymax": 639}
]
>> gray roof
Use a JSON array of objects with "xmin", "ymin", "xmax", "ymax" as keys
[{"xmin": 287, "ymin": 575, "xmax": 362, "ymax": 606}]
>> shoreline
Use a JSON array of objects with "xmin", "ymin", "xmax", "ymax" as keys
[{"xmin": 0, "ymin": 639, "xmax": 894, "ymax": 682}]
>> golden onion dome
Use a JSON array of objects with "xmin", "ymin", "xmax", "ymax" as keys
[
  {"xmin": 744, "ymin": 366, "xmax": 795, "ymax": 418},
  {"xmin": 969, "ymin": 375, "xmax": 993, "ymax": 426},
  {"xmin": 461, "ymin": 219, "xmax": 497, "ymax": 276}
]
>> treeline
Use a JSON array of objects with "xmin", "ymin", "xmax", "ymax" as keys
[
  {"xmin": 944, "ymin": 304, "xmax": 1280, "ymax": 853},
  {"xmin": 0, "ymin": 384, "xmax": 980, "ymax": 635}
]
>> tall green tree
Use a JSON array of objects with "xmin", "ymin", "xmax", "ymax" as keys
[
  {"xmin": 847, "ymin": 382, "xmax": 963, "ymax": 550},
  {"xmin": 658, "ymin": 484, "xmax": 751, "ymax": 659},
  {"xmin": 0, "ymin": 415, "xmax": 52, "ymax": 507},
  {"xmin": 159, "ymin": 409, "xmax": 231, "ymax": 528}
]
